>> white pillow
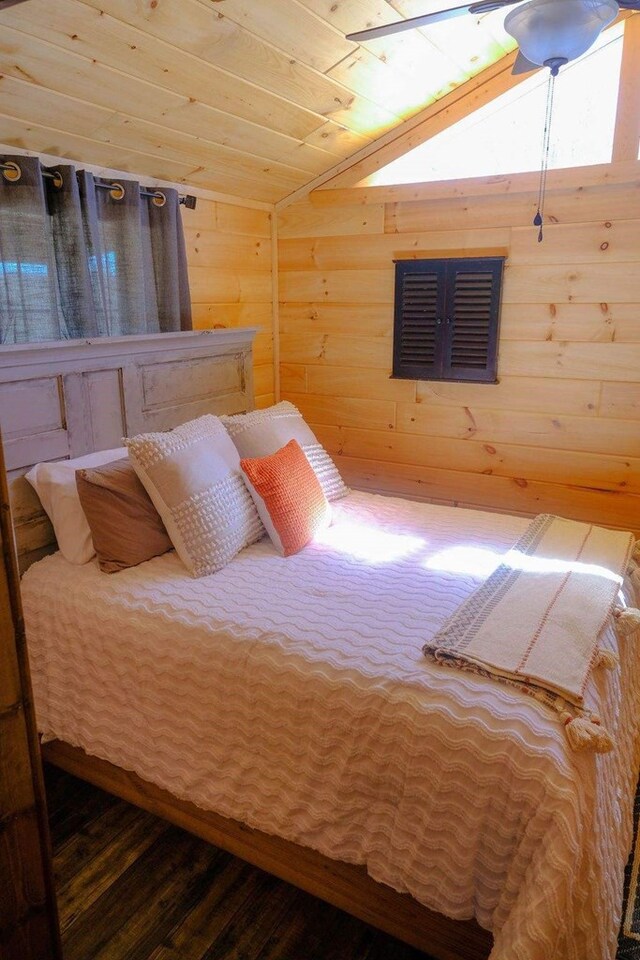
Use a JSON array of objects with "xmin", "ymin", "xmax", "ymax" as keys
[
  {"xmin": 125, "ymin": 415, "xmax": 264, "ymax": 578},
  {"xmin": 222, "ymin": 401, "xmax": 348, "ymax": 503},
  {"xmin": 25, "ymin": 447, "xmax": 127, "ymax": 564}
]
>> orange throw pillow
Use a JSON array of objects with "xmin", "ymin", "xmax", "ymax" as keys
[{"xmin": 240, "ymin": 439, "xmax": 331, "ymax": 557}]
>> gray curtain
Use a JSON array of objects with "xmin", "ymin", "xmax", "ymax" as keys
[{"xmin": 0, "ymin": 155, "xmax": 191, "ymax": 344}]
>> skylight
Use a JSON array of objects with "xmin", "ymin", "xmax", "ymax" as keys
[{"xmin": 369, "ymin": 21, "xmax": 624, "ymax": 186}]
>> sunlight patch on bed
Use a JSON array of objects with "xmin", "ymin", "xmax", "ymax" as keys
[
  {"xmin": 424, "ymin": 546, "xmax": 502, "ymax": 577},
  {"xmin": 315, "ymin": 521, "xmax": 425, "ymax": 564},
  {"xmin": 425, "ymin": 545, "xmax": 623, "ymax": 584},
  {"xmin": 505, "ymin": 550, "xmax": 624, "ymax": 583}
]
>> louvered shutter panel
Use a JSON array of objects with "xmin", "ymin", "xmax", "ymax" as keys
[
  {"xmin": 392, "ymin": 257, "xmax": 504, "ymax": 383},
  {"xmin": 392, "ymin": 260, "xmax": 446, "ymax": 379},
  {"xmin": 443, "ymin": 258, "xmax": 503, "ymax": 382}
]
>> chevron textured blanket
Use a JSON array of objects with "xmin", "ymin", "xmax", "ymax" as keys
[{"xmin": 423, "ymin": 514, "xmax": 640, "ymax": 752}]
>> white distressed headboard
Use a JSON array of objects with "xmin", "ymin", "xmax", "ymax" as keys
[{"xmin": 0, "ymin": 329, "xmax": 257, "ymax": 571}]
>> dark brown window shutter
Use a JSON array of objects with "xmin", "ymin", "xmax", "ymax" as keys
[
  {"xmin": 393, "ymin": 256, "xmax": 504, "ymax": 383},
  {"xmin": 392, "ymin": 260, "xmax": 445, "ymax": 380},
  {"xmin": 443, "ymin": 259, "xmax": 503, "ymax": 383}
]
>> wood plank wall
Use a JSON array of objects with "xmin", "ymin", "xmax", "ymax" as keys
[
  {"xmin": 182, "ymin": 199, "xmax": 275, "ymax": 409},
  {"xmin": 277, "ymin": 167, "xmax": 640, "ymax": 534}
]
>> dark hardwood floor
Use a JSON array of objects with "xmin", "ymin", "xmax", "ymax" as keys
[{"xmin": 44, "ymin": 764, "xmax": 432, "ymax": 960}]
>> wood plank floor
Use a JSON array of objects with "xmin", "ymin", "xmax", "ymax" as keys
[{"xmin": 44, "ymin": 764, "xmax": 432, "ymax": 960}]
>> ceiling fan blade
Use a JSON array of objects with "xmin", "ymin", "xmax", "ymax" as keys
[
  {"xmin": 346, "ymin": 0, "xmax": 523, "ymax": 43},
  {"xmin": 346, "ymin": 4, "xmax": 473, "ymax": 43},
  {"xmin": 511, "ymin": 49, "xmax": 539, "ymax": 75},
  {"xmin": 468, "ymin": 0, "xmax": 524, "ymax": 13}
]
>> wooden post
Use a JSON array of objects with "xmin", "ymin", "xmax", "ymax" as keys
[
  {"xmin": 0, "ymin": 428, "xmax": 62, "ymax": 960},
  {"xmin": 613, "ymin": 15, "xmax": 640, "ymax": 162}
]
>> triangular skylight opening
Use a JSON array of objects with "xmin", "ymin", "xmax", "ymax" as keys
[{"xmin": 369, "ymin": 20, "xmax": 625, "ymax": 187}]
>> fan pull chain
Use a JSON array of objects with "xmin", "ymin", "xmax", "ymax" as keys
[{"xmin": 534, "ymin": 69, "xmax": 557, "ymax": 243}]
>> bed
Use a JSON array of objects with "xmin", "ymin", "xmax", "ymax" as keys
[{"xmin": 3, "ymin": 331, "xmax": 639, "ymax": 960}]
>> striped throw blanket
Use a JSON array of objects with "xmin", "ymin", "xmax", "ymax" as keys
[{"xmin": 423, "ymin": 514, "xmax": 640, "ymax": 752}]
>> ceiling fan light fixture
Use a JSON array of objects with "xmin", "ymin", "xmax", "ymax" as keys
[{"xmin": 504, "ymin": 0, "xmax": 618, "ymax": 69}]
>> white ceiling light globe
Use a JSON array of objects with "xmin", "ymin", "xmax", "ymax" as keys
[{"xmin": 504, "ymin": 0, "xmax": 619, "ymax": 67}]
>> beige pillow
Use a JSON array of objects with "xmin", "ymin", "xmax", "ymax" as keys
[
  {"xmin": 222, "ymin": 401, "xmax": 348, "ymax": 502},
  {"xmin": 76, "ymin": 459, "xmax": 173, "ymax": 573},
  {"xmin": 125, "ymin": 415, "xmax": 264, "ymax": 577}
]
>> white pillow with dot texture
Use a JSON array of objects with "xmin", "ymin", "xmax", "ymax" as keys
[
  {"xmin": 222, "ymin": 402, "xmax": 348, "ymax": 503},
  {"xmin": 125, "ymin": 415, "xmax": 264, "ymax": 578}
]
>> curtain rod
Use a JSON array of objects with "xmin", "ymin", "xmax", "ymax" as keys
[{"xmin": 0, "ymin": 160, "xmax": 197, "ymax": 209}]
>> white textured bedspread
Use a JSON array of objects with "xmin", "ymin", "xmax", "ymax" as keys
[{"xmin": 22, "ymin": 492, "xmax": 640, "ymax": 960}]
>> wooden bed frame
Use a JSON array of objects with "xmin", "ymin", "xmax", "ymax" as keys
[{"xmin": 0, "ymin": 330, "xmax": 492, "ymax": 960}]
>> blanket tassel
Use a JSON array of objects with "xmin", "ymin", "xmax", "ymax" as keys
[
  {"xmin": 560, "ymin": 711, "xmax": 613, "ymax": 753},
  {"xmin": 595, "ymin": 648, "xmax": 619, "ymax": 670},
  {"xmin": 614, "ymin": 606, "xmax": 640, "ymax": 637}
]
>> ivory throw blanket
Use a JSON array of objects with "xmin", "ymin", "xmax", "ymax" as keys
[{"xmin": 423, "ymin": 514, "xmax": 638, "ymax": 751}]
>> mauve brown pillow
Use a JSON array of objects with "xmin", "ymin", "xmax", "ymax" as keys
[{"xmin": 76, "ymin": 458, "xmax": 173, "ymax": 573}]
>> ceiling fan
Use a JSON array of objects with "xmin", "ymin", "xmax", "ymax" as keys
[{"xmin": 347, "ymin": 0, "xmax": 640, "ymax": 76}]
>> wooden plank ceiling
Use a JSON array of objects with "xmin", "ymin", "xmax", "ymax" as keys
[{"xmin": 0, "ymin": 0, "xmax": 516, "ymax": 203}]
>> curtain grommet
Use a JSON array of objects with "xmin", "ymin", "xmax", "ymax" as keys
[
  {"xmin": 109, "ymin": 182, "xmax": 125, "ymax": 201},
  {"xmin": 152, "ymin": 191, "xmax": 166, "ymax": 207},
  {"xmin": 51, "ymin": 170, "xmax": 64, "ymax": 189},
  {"xmin": 2, "ymin": 161, "xmax": 21, "ymax": 183}
]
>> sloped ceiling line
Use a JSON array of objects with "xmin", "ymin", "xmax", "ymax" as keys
[{"xmin": 0, "ymin": 0, "xmax": 528, "ymax": 202}]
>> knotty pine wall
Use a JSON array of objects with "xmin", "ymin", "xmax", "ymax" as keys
[
  {"xmin": 277, "ymin": 171, "xmax": 640, "ymax": 533},
  {"xmin": 182, "ymin": 198, "xmax": 275, "ymax": 408}
]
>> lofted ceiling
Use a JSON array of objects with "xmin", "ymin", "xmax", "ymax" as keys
[{"xmin": 0, "ymin": 0, "xmax": 517, "ymax": 204}]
